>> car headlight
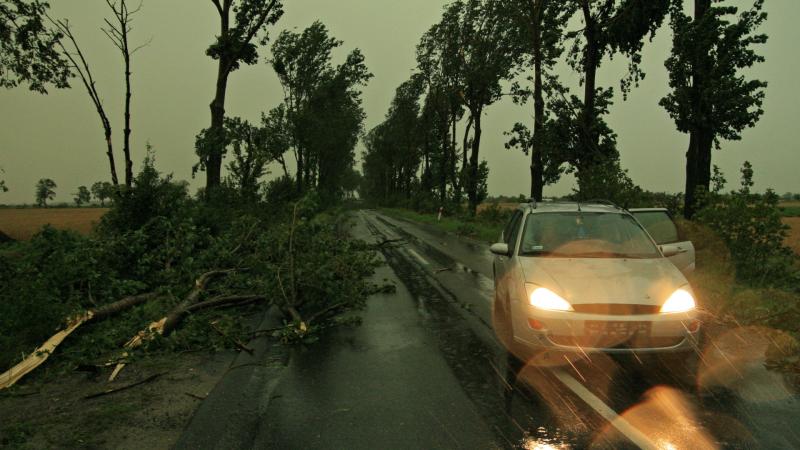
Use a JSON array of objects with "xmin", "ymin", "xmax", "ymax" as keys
[
  {"xmin": 660, "ymin": 289, "xmax": 696, "ymax": 313},
  {"xmin": 527, "ymin": 285, "xmax": 573, "ymax": 311}
]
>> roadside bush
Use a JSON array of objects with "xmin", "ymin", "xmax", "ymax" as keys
[
  {"xmin": 695, "ymin": 162, "xmax": 797, "ymax": 287},
  {"xmin": 99, "ymin": 153, "xmax": 194, "ymax": 235},
  {"xmin": 264, "ymin": 175, "xmax": 298, "ymax": 206},
  {"xmin": 476, "ymin": 202, "xmax": 513, "ymax": 225},
  {"xmin": 0, "ymin": 159, "xmax": 380, "ymax": 379}
]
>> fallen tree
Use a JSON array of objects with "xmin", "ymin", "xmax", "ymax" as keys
[
  {"xmin": 108, "ymin": 269, "xmax": 247, "ymax": 381},
  {"xmin": 0, "ymin": 292, "xmax": 159, "ymax": 390}
]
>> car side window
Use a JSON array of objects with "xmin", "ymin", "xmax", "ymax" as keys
[
  {"xmin": 501, "ymin": 211, "xmax": 517, "ymax": 243},
  {"xmin": 633, "ymin": 211, "xmax": 679, "ymax": 245},
  {"xmin": 505, "ymin": 211, "xmax": 523, "ymax": 252}
]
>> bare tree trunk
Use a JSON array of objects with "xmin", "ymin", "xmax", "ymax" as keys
[
  {"xmin": 122, "ymin": 35, "xmax": 133, "ymax": 187},
  {"xmin": 103, "ymin": 0, "xmax": 144, "ymax": 188},
  {"xmin": 51, "ymin": 17, "xmax": 119, "ymax": 186}
]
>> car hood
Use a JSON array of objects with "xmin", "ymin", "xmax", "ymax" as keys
[{"xmin": 519, "ymin": 257, "xmax": 689, "ymax": 305}]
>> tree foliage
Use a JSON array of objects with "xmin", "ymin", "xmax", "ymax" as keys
[
  {"xmin": 270, "ymin": 21, "xmax": 371, "ymax": 199},
  {"xmin": 200, "ymin": 0, "xmax": 284, "ymax": 191},
  {"xmin": 660, "ymin": 0, "xmax": 768, "ymax": 218},
  {"xmin": 91, "ymin": 181, "xmax": 115, "ymax": 206},
  {"xmin": 0, "ymin": 0, "xmax": 71, "ymax": 93},
  {"xmin": 696, "ymin": 162, "xmax": 795, "ymax": 286},
  {"xmin": 34, "ymin": 177, "xmax": 56, "ymax": 206},
  {"xmin": 560, "ymin": 0, "xmax": 670, "ymax": 191},
  {"xmin": 501, "ymin": 0, "xmax": 574, "ymax": 200},
  {"xmin": 73, "ymin": 185, "xmax": 91, "ymax": 206}
]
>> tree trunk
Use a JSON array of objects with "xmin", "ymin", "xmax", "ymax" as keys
[
  {"xmin": 439, "ymin": 123, "xmax": 448, "ymax": 205},
  {"xmin": 104, "ymin": 122, "xmax": 120, "ymax": 187},
  {"xmin": 579, "ymin": 0, "xmax": 600, "ymax": 186},
  {"xmin": 683, "ymin": 132, "xmax": 698, "ymax": 219},
  {"xmin": 450, "ymin": 113, "xmax": 458, "ymax": 201},
  {"xmin": 207, "ymin": 62, "xmax": 230, "ymax": 192},
  {"xmin": 683, "ymin": 0, "xmax": 713, "ymax": 219},
  {"xmin": 457, "ymin": 115, "xmax": 473, "ymax": 206},
  {"xmin": 530, "ymin": 0, "xmax": 545, "ymax": 201},
  {"xmin": 121, "ymin": 17, "xmax": 133, "ymax": 188},
  {"xmin": 467, "ymin": 109, "xmax": 483, "ymax": 217}
]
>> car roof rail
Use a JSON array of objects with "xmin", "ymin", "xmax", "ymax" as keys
[{"xmin": 583, "ymin": 199, "xmax": 626, "ymax": 211}]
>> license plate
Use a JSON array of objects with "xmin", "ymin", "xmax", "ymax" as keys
[{"xmin": 585, "ymin": 321, "xmax": 650, "ymax": 338}]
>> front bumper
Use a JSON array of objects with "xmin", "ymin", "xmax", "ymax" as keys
[{"xmin": 513, "ymin": 305, "xmax": 700, "ymax": 354}]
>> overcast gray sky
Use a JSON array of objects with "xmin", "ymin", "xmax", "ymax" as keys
[{"xmin": 1, "ymin": 0, "xmax": 797, "ymax": 204}]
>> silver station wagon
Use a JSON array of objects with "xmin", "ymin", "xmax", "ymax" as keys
[{"xmin": 491, "ymin": 200, "xmax": 701, "ymax": 364}]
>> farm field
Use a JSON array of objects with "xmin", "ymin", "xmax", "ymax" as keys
[{"xmin": 0, "ymin": 208, "xmax": 108, "ymax": 240}]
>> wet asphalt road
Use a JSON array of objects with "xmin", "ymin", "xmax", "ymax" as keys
[{"xmin": 179, "ymin": 209, "xmax": 800, "ymax": 449}]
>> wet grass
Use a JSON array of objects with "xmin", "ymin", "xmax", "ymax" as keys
[{"xmin": 379, "ymin": 208, "xmax": 504, "ymax": 244}]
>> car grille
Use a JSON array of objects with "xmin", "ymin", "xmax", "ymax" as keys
[
  {"xmin": 571, "ymin": 304, "xmax": 661, "ymax": 315},
  {"xmin": 548, "ymin": 335, "xmax": 684, "ymax": 349}
]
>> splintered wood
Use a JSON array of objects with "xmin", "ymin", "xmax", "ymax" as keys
[{"xmin": 0, "ymin": 312, "xmax": 94, "ymax": 390}]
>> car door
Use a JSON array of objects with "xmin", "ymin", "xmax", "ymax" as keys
[
  {"xmin": 494, "ymin": 210, "xmax": 523, "ymax": 286},
  {"xmin": 630, "ymin": 209, "xmax": 695, "ymax": 274}
]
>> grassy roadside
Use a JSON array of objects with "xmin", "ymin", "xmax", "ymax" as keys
[{"xmin": 379, "ymin": 207, "xmax": 504, "ymax": 244}]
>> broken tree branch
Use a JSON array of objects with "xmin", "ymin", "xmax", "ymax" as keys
[
  {"xmin": 109, "ymin": 269, "xmax": 237, "ymax": 381},
  {"xmin": 0, "ymin": 292, "xmax": 159, "ymax": 390},
  {"xmin": 84, "ymin": 372, "xmax": 164, "ymax": 400},
  {"xmin": 209, "ymin": 321, "xmax": 254, "ymax": 355}
]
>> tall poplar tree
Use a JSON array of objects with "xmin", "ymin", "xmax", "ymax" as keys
[
  {"xmin": 199, "ymin": 0, "xmax": 283, "ymax": 193},
  {"xmin": 660, "ymin": 0, "xmax": 768, "ymax": 218}
]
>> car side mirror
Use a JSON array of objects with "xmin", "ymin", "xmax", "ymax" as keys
[
  {"xmin": 490, "ymin": 243, "xmax": 510, "ymax": 256},
  {"xmin": 660, "ymin": 244, "xmax": 683, "ymax": 257}
]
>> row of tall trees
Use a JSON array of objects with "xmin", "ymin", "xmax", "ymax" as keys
[
  {"xmin": 362, "ymin": 0, "xmax": 768, "ymax": 218},
  {"xmin": 194, "ymin": 18, "xmax": 370, "ymax": 201},
  {"xmin": 2, "ymin": 0, "xmax": 368, "ymax": 202}
]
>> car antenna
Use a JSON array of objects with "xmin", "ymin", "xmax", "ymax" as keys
[{"xmin": 529, "ymin": 197, "xmax": 538, "ymax": 209}]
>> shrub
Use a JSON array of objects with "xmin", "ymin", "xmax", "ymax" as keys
[
  {"xmin": 477, "ymin": 202, "xmax": 513, "ymax": 224},
  {"xmin": 695, "ymin": 162, "xmax": 797, "ymax": 287},
  {"xmin": 264, "ymin": 175, "xmax": 298, "ymax": 206}
]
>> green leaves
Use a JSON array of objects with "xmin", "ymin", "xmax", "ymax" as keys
[
  {"xmin": 0, "ymin": 0, "xmax": 72, "ymax": 93},
  {"xmin": 271, "ymin": 21, "xmax": 371, "ymax": 199},
  {"xmin": 696, "ymin": 162, "xmax": 796, "ymax": 286},
  {"xmin": 206, "ymin": 0, "xmax": 284, "ymax": 72},
  {"xmin": 660, "ymin": 0, "xmax": 768, "ymax": 144},
  {"xmin": 34, "ymin": 177, "xmax": 56, "ymax": 207}
]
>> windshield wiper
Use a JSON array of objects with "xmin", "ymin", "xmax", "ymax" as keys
[
  {"xmin": 519, "ymin": 250, "xmax": 569, "ymax": 257},
  {"xmin": 567, "ymin": 251, "xmax": 652, "ymax": 259}
]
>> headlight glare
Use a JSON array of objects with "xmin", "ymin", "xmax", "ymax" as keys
[
  {"xmin": 661, "ymin": 289, "xmax": 696, "ymax": 313},
  {"xmin": 529, "ymin": 287, "xmax": 573, "ymax": 311}
]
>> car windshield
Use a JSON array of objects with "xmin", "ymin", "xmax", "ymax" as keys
[{"xmin": 519, "ymin": 212, "xmax": 661, "ymax": 258}]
